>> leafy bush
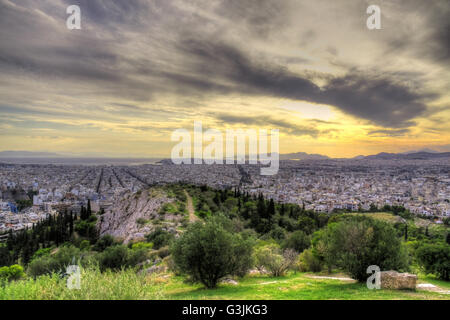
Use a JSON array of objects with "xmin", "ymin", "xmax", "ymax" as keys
[
  {"xmin": 93, "ymin": 235, "xmax": 117, "ymax": 252},
  {"xmin": 283, "ymin": 230, "xmax": 311, "ymax": 253},
  {"xmin": 131, "ymin": 242, "xmax": 153, "ymax": 250},
  {"xmin": 255, "ymin": 245, "xmax": 297, "ymax": 276},
  {"xmin": 297, "ymin": 248, "xmax": 322, "ymax": 272},
  {"xmin": 146, "ymin": 228, "xmax": 175, "ymax": 250},
  {"xmin": 160, "ymin": 203, "xmax": 177, "ymax": 215},
  {"xmin": 0, "ymin": 264, "xmax": 25, "ymax": 282},
  {"xmin": 155, "ymin": 246, "xmax": 170, "ymax": 259},
  {"xmin": 27, "ymin": 246, "xmax": 81, "ymax": 278},
  {"xmin": 314, "ymin": 217, "xmax": 409, "ymax": 281},
  {"xmin": 136, "ymin": 218, "xmax": 148, "ymax": 226},
  {"xmin": 31, "ymin": 248, "xmax": 52, "ymax": 261},
  {"xmin": 79, "ymin": 240, "xmax": 91, "ymax": 251},
  {"xmin": 416, "ymin": 242, "xmax": 449, "ymax": 280},
  {"xmin": 97, "ymin": 244, "xmax": 149, "ymax": 272},
  {"xmin": 171, "ymin": 219, "xmax": 254, "ymax": 288},
  {"xmin": 74, "ymin": 220, "xmax": 97, "ymax": 239},
  {"xmin": 97, "ymin": 245, "xmax": 127, "ymax": 271}
]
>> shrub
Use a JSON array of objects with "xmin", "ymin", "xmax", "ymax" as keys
[
  {"xmin": 255, "ymin": 245, "xmax": 297, "ymax": 277},
  {"xmin": 27, "ymin": 246, "xmax": 81, "ymax": 278},
  {"xmin": 283, "ymin": 230, "xmax": 311, "ymax": 253},
  {"xmin": 97, "ymin": 245, "xmax": 148, "ymax": 272},
  {"xmin": 98, "ymin": 245, "xmax": 128, "ymax": 271},
  {"xmin": 155, "ymin": 246, "xmax": 170, "ymax": 259},
  {"xmin": 136, "ymin": 218, "xmax": 148, "ymax": 226},
  {"xmin": 131, "ymin": 242, "xmax": 153, "ymax": 250},
  {"xmin": 74, "ymin": 220, "xmax": 97, "ymax": 239},
  {"xmin": 93, "ymin": 235, "xmax": 117, "ymax": 252},
  {"xmin": 31, "ymin": 248, "xmax": 52, "ymax": 261},
  {"xmin": 0, "ymin": 264, "xmax": 25, "ymax": 282},
  {"xmin": 79, "ymin": 240, "xmax": 91, "ymax": 251},
  {"xmin": 171, "ymin": 219, "xmax": 253, "ymax": 288},
  {"xmin": 416, "ymin": 242, "xmax": 450, "ymax": 280},
  {"xmin": 297, "ymin": 216, "xmax": 317, "ymax": 235},
  {"xmin": 297, "ymin": 248, "xmax": 322, "ymax": 272},
  {"xmin": 126, "ymin": 248, "xmax": 149, "ymax": 268},
  {"xmin": 146, "ymin": 228, "xmax": 175, "ymax": 250},
  {"xmin": 268, "ymin": 226, "xmax": 286, "ymax": 241},
  {"xmin": 315, "ymin": 217, "xmax": 409, "ymax": 282}
]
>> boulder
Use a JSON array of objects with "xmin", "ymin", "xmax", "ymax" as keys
[
  {"xmin": 380, "ymin": 271, "xmax": 417, "ymax": 290},
  {"xmin": 221, "ymin": 278, "xmax": 238, "ymax": 285},
  {"xmin": 140, "ymin": 265, "xmax": 166, "ymax": 275},
  {"xmin": 249, "ymin": 268, "xmax": 268, "ymax": 275}
]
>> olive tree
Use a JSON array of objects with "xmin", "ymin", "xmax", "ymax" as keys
[
  {"xmin": 314, "ymin": 217, "xmax": 409, "ymax": 281},
  {"xmin": 255, "ymin": 244, "xmax": 297, "ymax": 277},
  {"xmin": 171, "ymin": 219, "xmax": 253, "ymax": 288}
]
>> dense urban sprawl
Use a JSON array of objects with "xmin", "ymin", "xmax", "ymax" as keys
[{"xmin": 0, "ymin": 158, "xmax": 449, "ymax": 234}]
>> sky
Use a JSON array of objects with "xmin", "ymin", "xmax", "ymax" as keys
[{"xmin": 0, "ymin": 0, "xmax": 449, "ymax": 158}]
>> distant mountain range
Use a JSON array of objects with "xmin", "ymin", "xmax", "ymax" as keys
[
  {"xmin": 0, "ymin": 151, "xmax": 64, "ymax": 158},
  {"xmin": 279, "ymin": 152, "xmax": 329, "ymax": 160},
  {"xmin": 0, "ymin": 150, "xmax": 449, "ymax": 161},
  {"xmin": 360, "ymin": 151, "xmax": 450, "ymax": 160}
]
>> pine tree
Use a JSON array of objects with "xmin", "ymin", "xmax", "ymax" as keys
[
  {"xmin": 280, "ymin": 203, "xmax": 285, "ymax": 216},
  {"xmin": 87, "ymin": 199, "xmax": 92, "ymax": 218},
  {"xmin": 268, "ymin": 199, "xmax": 275, "ymax": 217}
]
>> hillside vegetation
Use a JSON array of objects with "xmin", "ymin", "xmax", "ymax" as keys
[
  {"xmin": 0, "ymin": 183, "xmax": 448, "ymax": 300},
  {"xmin": 1, "ymin": 268, "xmax": 448, "ymax": 300}
]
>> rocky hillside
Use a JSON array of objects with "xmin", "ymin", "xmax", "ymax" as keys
[{"xmin": 97, "ymin": 188, "xmax": 187, "ymax": 243}]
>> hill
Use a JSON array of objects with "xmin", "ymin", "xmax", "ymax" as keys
[{"xmin": 363, "ymin": 152, "xmax": 450, "ymax": 160}]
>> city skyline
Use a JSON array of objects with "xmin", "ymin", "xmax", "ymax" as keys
[{"xmin": 0, "ymin": 0, "xmax": 449, "ymax": 158}]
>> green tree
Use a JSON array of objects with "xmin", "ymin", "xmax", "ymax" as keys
[
  {"xmin": 0, "ymin": 264, "xmax": 25, "ymax": 282},
  {"xmin": 171, "ymin": 219, "xmax": 253, "ymax": 288},
  {"xmin": 254, "ymin": 244, "xmax": 297, "ymax": 277},
  {"xmin": 416, "ymin": 243, "xmax": 450, "ymax": 280},
  {"xmin": 93, "ymin": 235, "xmax": 117, "ymax": 252},
  {"xmin": 297, "ymin": 248, "xmax": 322, "ymax": 272},
  {"xmin": 315, "ymin": 217, "xmax": 409, "ymax": 281},
  {"xmin": 283, "ymin": 230, "xmax": 311, "ymax": 253}
]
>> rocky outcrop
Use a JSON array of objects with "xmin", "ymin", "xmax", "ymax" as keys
[
  {"xmin": 97, "ymin": 188, "xmax": 184, "ymax": 243},
  {"xmin": 140, "ymin": 265, "xmax": 167, "ymax": 275},
  {"xmin": 380, "ymin": 271, "xmax": 417, "ymax": 290}
]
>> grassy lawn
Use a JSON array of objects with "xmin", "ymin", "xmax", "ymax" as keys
[
  {"xmin": 417, "ymin": 274, "xmax": 450, "ymax": 290},
  {"xmin": 1, "ymin": 269, "xmax": 448, "ymax": 300},
  {"xmin": 162, "ymin": 273, "xmax": 448, "ymax": 300},
  {"xmin": 347, "ymin": 212, "xmax": 402, "ymax": 223}
]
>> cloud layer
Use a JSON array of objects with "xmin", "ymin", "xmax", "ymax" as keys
[{"xmin": 0, "ymin": 0, "xmax": 448, "ymax": 156}]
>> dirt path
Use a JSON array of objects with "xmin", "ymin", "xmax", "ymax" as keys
[
  {"xmin": 308, "ymin": 275, "xmax": 355, "ymax": 282},
  {"xmin": 184, "ymin": 190, "xmax": 199, "ymax": 222},
  {"xmin": 417, "ymin": 283, "xmax": 450, "ymax": 294}
]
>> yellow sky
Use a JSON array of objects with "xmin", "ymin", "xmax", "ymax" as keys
[{"xmin": 0, "ymin": 0, "xmax": 449, "ymax": 158}]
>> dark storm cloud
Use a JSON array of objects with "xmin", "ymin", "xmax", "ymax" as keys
[
  {"xmin": 384, "ymin": 0, "xmax": 450, "ymax": 64},
  {"xmin": 176, "ymin": 38, "xmax": 320, "ymax": 100},
  {"xmin": 215, "ymin": 113, "xmax": 320, "ymax": 137},
  {"xmin": 319, "ymin": 74, "xmax": 431, "ymax": 128},
  {"xmin": 176, "ymin": 39, "xmax": 430, "ymax": 127},
  {"xmin": 0, "ymin": 0, "xmax": 443, "ymax": 129}
]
